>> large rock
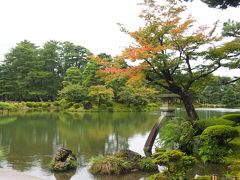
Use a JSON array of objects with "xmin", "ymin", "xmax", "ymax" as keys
[
  {"xmin": 115, "ymin": 149, "xmax": 142, "ymax": 169},
  {"xmin": 50, "ymin": 148, "xmax": 77, "ymax": 171}
]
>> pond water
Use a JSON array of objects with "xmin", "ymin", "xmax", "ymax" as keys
[{"xmin": 0, "ymin": 108, "xmax": 240, "ymax": 180}]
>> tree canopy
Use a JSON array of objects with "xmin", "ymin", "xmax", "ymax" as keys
[
  {"xmin": 103, "ymin": 0, "xmax": 240, "ymax": 121},
  {"xmin": 183, "ymin": 0, "xmax": 240, "ymax": 9}
]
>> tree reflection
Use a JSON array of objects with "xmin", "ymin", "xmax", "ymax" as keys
[{"xmin": 0, "ymin": 111, "xmax": 158, "ymax": 172}]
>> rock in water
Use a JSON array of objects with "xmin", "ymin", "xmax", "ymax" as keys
[{"xmin": 50, "ymin": 148, "xmax": 77, "ymax": 171}]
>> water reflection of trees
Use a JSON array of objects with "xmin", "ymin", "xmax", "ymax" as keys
[{"xmin": 0, "ymin": 111, "xmax": 158, "ymax": 171}]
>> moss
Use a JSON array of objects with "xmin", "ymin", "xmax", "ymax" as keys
[
  {"xmin": 221, "ymin": 114, "xmax": 240, "ymax": 124},
  {"xmin": 196, "ymin": 117, "xmax": 236, "ymax": 134},
  {"xmin": 148, "ymin": 173, "xmax": 167, "ymax": 180},
  {"xmin": 153, "ymin": 149, "xmax": 196, "ymax": 177},
  {"xmin": 199, "ymin": 125, "xmax": 239, "ymax": 163},
  {"xmin": 89, "ymin": 155, "xmax": 132, "ymax": 175},
  {"xmin": 138, "ymin": 157, "xmax": 158, "ymax": 172},
  {"xmin": 49, "ymin": 158, "xmax": 77, "ymax": 172},
  {"xmin": 194, "ymin": 175, "xmax": 211, "ymax": 180}
]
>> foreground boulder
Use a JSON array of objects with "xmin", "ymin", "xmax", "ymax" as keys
[
  {"xmin": 90, "ymin": 149, "xmax": 157, "ymax": 175},
  {"xmin": 49, "ymin": 148, "xmax": 77, "ymax": 171}
]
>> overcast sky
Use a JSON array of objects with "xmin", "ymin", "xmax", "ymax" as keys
[{"xmin": 0, "ymin": 0, "xmax": 239, "ymax": 75}]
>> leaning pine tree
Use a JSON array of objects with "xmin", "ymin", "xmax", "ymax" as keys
[{"xmin": 102, "ymin": 0, "xmax": 240, "ymax": 122}]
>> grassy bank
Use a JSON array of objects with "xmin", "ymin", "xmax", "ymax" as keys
[{"xmin": 0, "ymin": 101, "xmax": 161, "ymax": 112}]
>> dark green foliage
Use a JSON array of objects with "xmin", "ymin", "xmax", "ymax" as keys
[
  {"xmin": 184, "ymin": 0, "xmax": 240, "ymax": 9},
  {"xmin": 221, "ymin": 114, "xmax": 240, "ymax": 124},
  {"xmin": 89, "ymin": 156, "xmax": 132, "ymax": 175},
  {"xmin": 196, "ymin": 117, "xmax": 236, "ymax": 134},
  {"xmin": 0, "ymin": 40, "xmax": 92, "ymax": 102},
  {"xmin": 223, "ymin": 20, "xmax": 240, "ymax": 38},
  {"xmin": 153, "ymin": 149, "xmax": 196, "ymax": 177},
  {"xmin": 201, "ymin": 0, "xmax": 240, "ymax": 9},
  {"xmin": 221, "ymin": 86, "xmax": 239, "ymax": 107},
  {"xmin": 118, "ymin": 86, "xmax": 156, "ymax": 107},
  {"xmin": 59, "ymin": 84, "xmax": 87, "ymax": 103},
  {"xmin": 138, "ymin": 157, "xmax": 158, "ymax": 172},
  {"xmin": 159, "ymin": 118, "xmax": 196, "ymax": 154},
  {"xmin": 199, "ymin": 125, "xmax": 239, "ymax": 163}
]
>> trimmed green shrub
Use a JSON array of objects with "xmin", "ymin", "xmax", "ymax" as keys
[
  {"xmin": 41, "ymin": 102, "xmax": 50, "ymax": 108},
  {"xmin": 153, "ymin": 149, "xmax": 196, "ymax": 177},
  {"xmin": 221, "ymin": 114, "xmax": 240, "ymax": 124},
  {"xmin": 89, "ymin": 155, "xmax": 132, "ymax": 175},
  {"xmin": 196, "ymin": 117, "xmax": 236, "ymax": 134},
  {"xmin": 199, "ymin": 125, "xmax": 239, "ymax": 163},
  {"xmin": 138, "ymin": 157, "xmax": 158, "ymax": 172}
]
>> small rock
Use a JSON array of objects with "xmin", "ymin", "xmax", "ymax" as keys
[{"xmin": 50, "ymin": 148, "xmax": 77, "ymax": 172}]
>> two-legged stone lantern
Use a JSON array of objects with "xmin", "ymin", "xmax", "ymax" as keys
[{"xmin": 144, "ymin": 93, "xmax": 180, "ymax": 157}]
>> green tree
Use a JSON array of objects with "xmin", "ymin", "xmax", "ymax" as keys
[
  {"xmin": 62, "ymin": 67, "xmax": 82, "ymax": 86},
  {"xmin": 59, "ymin": 84, "xmax": 87, "ymax": 103},
  {"xmin": 183, "ymin": 0, "xmax": 240, "ymax": 9},
  {"xmin": 114, "ymin": 0, "xmax": 238, "ymax": 121},
  {"xmin": 88, "ymin": 85, "xmax": 114, "ymax": 107},
  {"xmin": 61, "ymin": 41, "xmax": 92, "ymax": 72},
  {"xmin": 3, "ymin": 40, "xmax": 39, "ymax": 100},
  {"xmin": 82, "ymin": 59, "xmax": 101, "ymax": 87},
  {"xmin": 118, "ymin": 86, "xmax": 156, "ymax": 107},
  {"xmin": 221, "ymin": 86, "xmax": 238, "ymax": 107},
  {"xmin": 0, "ymin": 64, "xmax": 17, "ymax": 100}
]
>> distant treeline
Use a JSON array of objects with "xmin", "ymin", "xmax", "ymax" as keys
[{"xmin": 0, "ymin": 40, "xmax": 239, "ymax": 108}]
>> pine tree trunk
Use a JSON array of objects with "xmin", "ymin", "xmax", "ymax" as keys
[{"xmin": 181, "ymin": 92, "xmax": 199, "ymax": 122}]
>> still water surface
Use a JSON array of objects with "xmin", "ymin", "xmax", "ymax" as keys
[{"xmin": 0, "ymin": 108, "xmax": 240, "ymax": 179}]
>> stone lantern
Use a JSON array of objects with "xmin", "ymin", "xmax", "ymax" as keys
[
  {"xmin": 159, "ymin": 94, "xmax": 180, "ymax": 117},
  {"xmin": 144, "ymin": 93, "xmax": 180, "ymax": 156}
]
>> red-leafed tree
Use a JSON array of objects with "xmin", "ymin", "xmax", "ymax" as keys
[{"xmin": 104, "ymin": 0, "xmax": 239, "ymax": 122}]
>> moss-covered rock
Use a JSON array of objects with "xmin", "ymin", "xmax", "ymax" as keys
[
  {"xmin": 138, "ymin": 157, "xmax": 158, "ymax": 172},
  {"xmin": 89, "ymin": 149, "xmax": 145, "ymax": 175},
  {"xmin": 115, "ymin": 149, "xmax": 142, "ymax": 169},
  {"xmin": 49, "ymin": 148, "xmax": 77, "ymax": 171},
  {"xmin": 89, "ymin": 155, "xmax": 132, "ymax": 175}
]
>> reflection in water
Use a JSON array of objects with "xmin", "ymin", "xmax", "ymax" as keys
[
  {"xmin": 54, "ymin": 170, "xmax": 76, "ymax": 180},
  {"xmin": 0, "ymin": 109, "xmax": 238, "ymax": 179},
  {"xmin": 0, "ymin": 111, "xmax": 158, "ymax": 179}
]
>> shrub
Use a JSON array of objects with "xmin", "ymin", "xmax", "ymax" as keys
[
  {"xmin": 159, "ymin": 118, "xmax": 196, "ymax": 154},
  {"xmin": 53, "ymin": 101, "xmax": 60, "ymax": 106},
  {"xmin": 0, "ymin": 102, "xmax": 17, "ymax": 110},
  {"xmin": 196, "ymin": 117, "xmax": 235, "ymax": 134},
  {"xmin": 153, "ymin": 149, "xmax": 196, "ymax": 177},
  {"xmin": 41, "ymin": 102, "xmax": 50, "ymax": 108},
  {"xmin": 221, "ymin": 114, "xmax": 240, "ymax": 124},
  {"xmin": 73, "ymin": 103, "xmax": 80, "ymax": 109},
  {"xmin": 199, "ymin": 125, "xmax": 239, "ymax": 163},
  {"xmin": 195, "ymin": 176, "xmax": 211, "ymax": 180},
  {"xmin": 148, "ymin": 173, "xmax": 167, "ymax": 180},
  {"xmin": 89, "ymin": 155, "xmax": 132, "ymax": 175},
  {"xmin": 138, "ymin": 157, "xmax": 158, "ymax": 172}
]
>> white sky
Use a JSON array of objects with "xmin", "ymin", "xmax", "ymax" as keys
[{"xmin": 0, "ymin": 0, "xmax": 239, "ymax": 76}]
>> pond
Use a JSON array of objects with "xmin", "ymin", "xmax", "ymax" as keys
[{"xmin": 0, "ymin": 108, "xmax": 240, "ymax": 180}]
